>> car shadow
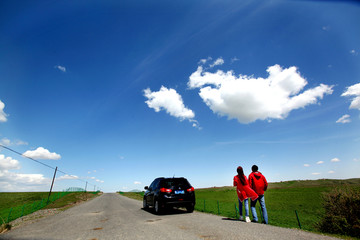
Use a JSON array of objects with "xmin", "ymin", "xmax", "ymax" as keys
[{"xmin": 142, "ymin": 207, "xmax": 191, "ymax": 216}]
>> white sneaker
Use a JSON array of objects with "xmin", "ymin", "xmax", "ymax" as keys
[
  {"xmin": 245, "ymin": 217, "xmax": 251, "ymax": 223},
  {"xmin": 239, "ymin": 216, "xmax": 244, "ymax": 221}
]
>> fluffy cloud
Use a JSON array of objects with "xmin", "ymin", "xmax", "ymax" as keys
[
  {"xmin": 188, "ymin": 64, "xmax": 333, "ymax": 124},
  {"xmin": 0, "ymin": 100, "xmax": 8, "ymax": 122},
  {"xmin": 0, "ymin": 154, "xmax": 20, "ymax": 170},
  {"xmin": 312, "ymin": 172, "xmax": 321, "ymax": 175},
  {"xmin": 209, "ymin": 58, "xmax": 224, "ymax": 68},
  {"xmin": 328, "ymin": 170, "xmax": 335, "ymax": 174},
  {"xmin": 134, "ymin": 181, "xmax": 141, "ymax": 185},
  {"xmin": 0, "ymin": 170, "xmax": 48, "ymax": 187},
  {"xmin": 0, "ymin": 153, "xmax": 50, "ymax": 191},
  {"xmin": 55, "ymin": 65, "xmax": 66, "ymax": 72},
  {"xmin": 336, "ymin": 114, "xmax": 351, "ymax": 124},
  {"xmin": 304, "ymin": 164, "xmax": 310, "ymax": 167},
  {"xmin": 331, "ymin": 158, "xmax": 340, "ymax": 162},
  {"xmin": 144, "ymin": 86, "xmax": 198, "ymax": 127},
  {"xmin": 23, "ymin": 147, "xmax": 61, "ymax": 160},
  {"xmin": 316, "ymin": 161, "xmax": 324, "ymax": 164},
  {"xmin": 342, "ymin": 83, "xmax": 360, "ymax": 111}
]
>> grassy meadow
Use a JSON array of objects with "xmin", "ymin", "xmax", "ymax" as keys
[
  {"xmin": 121, "ymin": 178, "xmax": 360, "ymax": 235},
  {"xmin": 0, "ymin": 191, "xmax": 100, "ymax": 224}
]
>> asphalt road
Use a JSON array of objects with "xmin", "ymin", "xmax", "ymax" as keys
[{"xmin": 0, "ymin": 193, "xmax": 339, "ymax": 240}]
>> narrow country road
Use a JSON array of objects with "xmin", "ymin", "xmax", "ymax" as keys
[{"xmin": 0, "ymin": 193, "xmax": 338, "ymax": 240}]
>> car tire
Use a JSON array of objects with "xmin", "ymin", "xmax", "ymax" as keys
[
  {"xmin": 154, "ymin": 200, "xmax": 162, "ymax": 214},
  {"xmin": 186, "ymin": 204, "xmax": 194, "ymax": 213},
  {"xmin": 143, "ymin": 197, "xmax": 148, "ymax": 209}
]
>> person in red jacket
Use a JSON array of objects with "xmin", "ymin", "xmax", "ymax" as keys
[
  {"xmin": 248, "ymin": 165, "xmax": 268, "ymax": 224},
  {"xmin": 233, "ymin": 166, "xmax": 258, "ymax": 222}
]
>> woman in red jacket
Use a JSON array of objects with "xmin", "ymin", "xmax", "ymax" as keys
[{"xmin": 233, "ymin": 166, "xmax": 258, "ymax": 222}]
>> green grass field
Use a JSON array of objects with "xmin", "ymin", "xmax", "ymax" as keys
[
  {"xmin": 0, "ymin": 191, "xmax": 100, "ymax": 224},
  {"xmin": 121, "ymin": 178, "xmax": 360, "ymax": 236}
]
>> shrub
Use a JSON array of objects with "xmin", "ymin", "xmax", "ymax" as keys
[{"xmin": 317, "ymin": 186, "xmax": 360, "ymax": 238}]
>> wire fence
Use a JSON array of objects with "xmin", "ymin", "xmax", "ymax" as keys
[{"xmin": 195, "ymin": 198, "xmax": 303, "ymax": 230}]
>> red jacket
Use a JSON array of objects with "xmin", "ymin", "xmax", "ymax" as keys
[
  {"xmin": 248, "ymin": 171, "xmax": 268, "ymax": 195},
  {"xmin": 233, "ymin": 175, "xmax": 258, "ymax": 202}
]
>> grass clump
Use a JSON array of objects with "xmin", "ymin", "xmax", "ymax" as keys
[
  {"xmin": 317, "ymin": 186, "xmax": 360, "ymax": 238},
  {"xmin": 119, "ymin": 192, "xmax": 144, "ymax": 201}
]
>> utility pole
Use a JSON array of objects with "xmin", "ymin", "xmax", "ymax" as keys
[
  {"xmin": 47, "ymin": 167, "xmax": 58, "ymax": 204},
  {"xmin": 85, "ymin": 181, "xmax": 88, "ymax": 192}
]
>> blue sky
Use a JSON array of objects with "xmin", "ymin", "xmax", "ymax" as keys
[{"xmin": 0, "ymin": 0, "xmax": 359, "ymax": 192}]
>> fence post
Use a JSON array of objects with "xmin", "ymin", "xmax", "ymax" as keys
[
  {"xmin": 235, "ymin": 203, "xmax": 238, "ymax": 219},
  {"xmin": 7, "ymin": 208, "xmax": 12, "ymax": 223},
  {"xmin": 203, "ymin": 200, "xmax": 206, "ymax": 212},
  {"xmin": 21, "ymin": 204, "xmax": 26, "ymax": 217},
  {"xmin": 47, "ymin": 167, "xmax": 58, "ymax": 205},
  {"xmin": 295, "ymin": 210, "xmax": 302, "ymax": 229},
  {"xmin": 259, "ymin": 206, "xmax": 263, "ymax": 223}
]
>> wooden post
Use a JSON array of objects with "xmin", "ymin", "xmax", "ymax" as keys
[{"xmin": 47, "ymin": 167, "xmax": 58, "ymax": 205}]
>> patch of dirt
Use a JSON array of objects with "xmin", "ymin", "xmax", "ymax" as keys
[{"xmin": 7, "ymin": 208, "xmax": 61, "ymax": 231}]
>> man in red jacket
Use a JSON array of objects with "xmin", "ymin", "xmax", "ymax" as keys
[{"xmin": 248, "ymin": 165, "xmax": 268, "ymax": 224}]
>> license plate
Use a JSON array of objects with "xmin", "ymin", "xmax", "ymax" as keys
[{"xmin": 175, "ymin": 190, "xmax": 184, "ymax": 194}]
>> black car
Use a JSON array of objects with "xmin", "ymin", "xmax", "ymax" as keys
[{"xmin": 143, "ymin": 177, "xmax": 195, "ymax": 214}]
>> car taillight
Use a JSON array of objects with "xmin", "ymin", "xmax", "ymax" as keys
[
  {"xmin": 160, "ymin": 188, "xmax": 172, "ymax": 193},
  {"xmin": 187, "ymin": 187, "xmax": 194, "ymax": 192}
]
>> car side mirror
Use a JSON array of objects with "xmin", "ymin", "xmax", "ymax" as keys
[{"xmin": 144, "ymin": 186, "xmax": 149, "ymax": 190}]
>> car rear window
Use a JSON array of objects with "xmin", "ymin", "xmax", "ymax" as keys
[{"xmin": 161, "ymin": 178, "xmax": 190, "ymax": 189}]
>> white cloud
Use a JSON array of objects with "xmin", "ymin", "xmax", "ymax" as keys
[
  {"xmin": 336, "ymin": 114, "xmax": 351, "ymax": 124},
  {"xmin": 15, "ymin": 140, "xmax": 28, "ymax": 146},
  {"xmin": 0, "ymin": 138, "xmax": 11, "ymax": 146},
  {"xmin": 134, "ymin": 181, "xmax": 141, "ymax": 185},
  {"xmin": 23, "ymin": 147, "xmax": 61, "ymax": 160},
  {"xmin": 144, "ymin": 86, "xmax": 196, "ymax": 123},
  {"xmin": 188, "ymin": 64, "xmax": 333, "ymax": 124},
  {"xmin": 0, "ymin": 100, "xmax": 8, "ymax": 122},
  {"xmin": 316, "ymin": 161, "xmax": 324, "ymax": 164},
  {"xmin": 209, "ymin": 58, "xmax": 224, "ymax": 68},
  {"xmin": 96, "ymin": 179, "xmax": 104, "ymax": 183},
  {"xmin": 199, "ymin": 57, "xmax": 212, "ymax": 65},
  {"xmin": 350, "ymin": 50, "xmax": 358, "ymax": 56},
  {"xmin": 312, "ymin": 172, "xmax": 321, "ymax": 175},
  {"xmin": 342, "ymin": 83, "xmax": 360, "ymax": 111},
  {"xmin": 57, "ymin": 174, "xmax": 79, "ymax": 180},
  {"xmin": 0, "ymin": 138, "xmax": 28, "ymax": 146},
  {"xmin": 354, "ymin": 158, "xmax": 360, "ymax": 162},
  {"xmin": 231, "ymin": 57, "xmax": 239, "ymax": 63},
  {"xmin": 331, "ymin": 158, "xmax": 340, "ymax": 162},
  {"xmin": 0, "ymin": 154, "xmax": 20, "ymax": 170},
  {"xmin": 322, "ymin": 26, "xmax": 330, "ymax": 31},
  {"xmin": 328, "ymin": 170, "xmax": 335, "ymax": 174},
  {"xmin": 304, "ymin": 164, "xmax": 310, "ymax": 167},
  {"xmin": 0, "ymin": 170, "xmax": 48, "ymax": 185},
  {"xmin": 55, "ymin": 65, "xmax": 66, "ymax": 72},
  {"xmin": 0, "ymin": 154, "xmax": 50, "ymax": 191}
]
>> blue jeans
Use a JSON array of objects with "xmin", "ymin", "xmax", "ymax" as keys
[
  {"xmin": 251, "ymin": 195, "xmax": 268, "ymax": 224},
  {"xmin": 238, "ymin": 198, "xmax": 249, "ymax": 217}
]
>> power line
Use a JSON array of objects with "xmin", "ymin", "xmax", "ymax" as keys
[{"xmin": 0, "ymin": 144, "xmax": 96, "ymax": 187}]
